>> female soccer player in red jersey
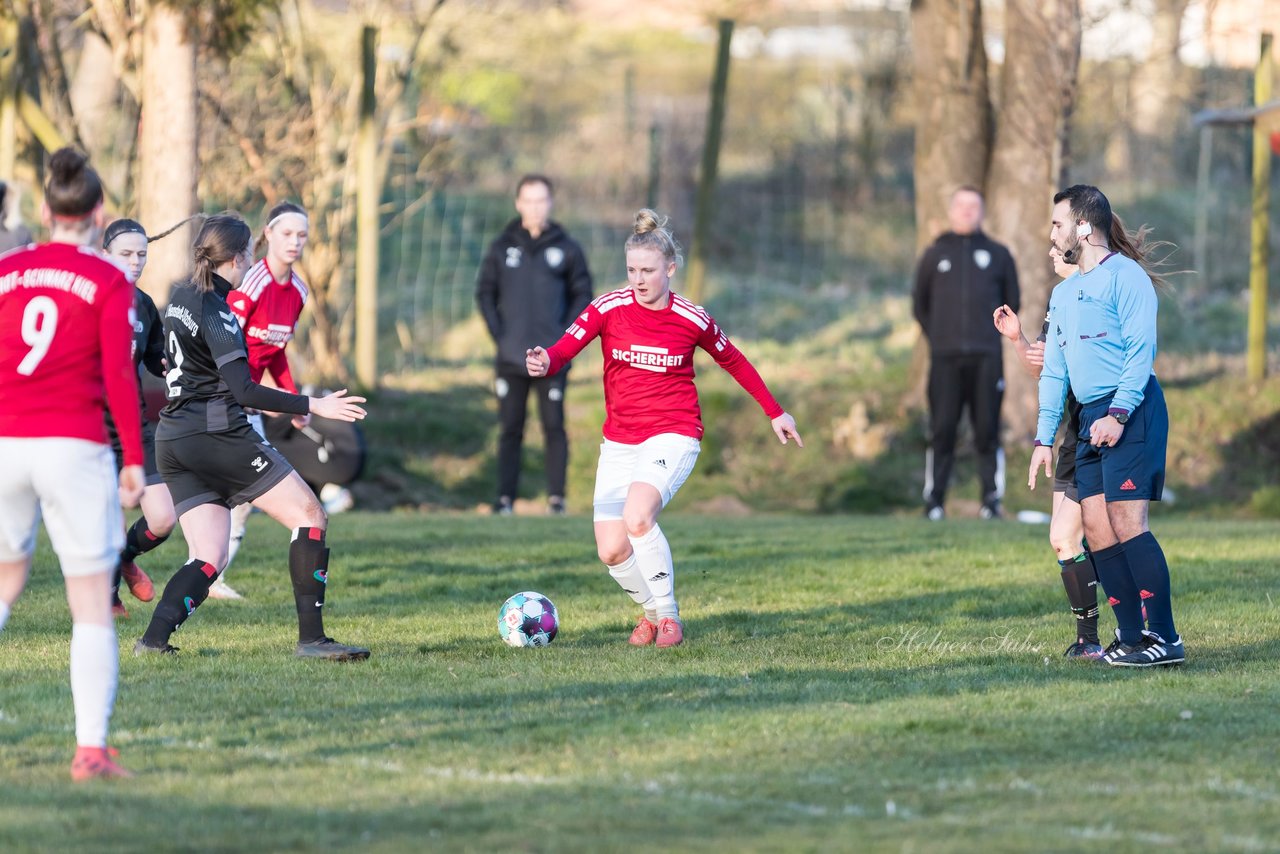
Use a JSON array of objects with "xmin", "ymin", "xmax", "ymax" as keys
[
  {"xmin": 218, "ymin": 201, "xmax": 311, "ymax": 598},
  {"xmin": 101, "ymin": 218, "xmax": 179, "ymax": 617},
  {"xmin": 526, "ymin": 209, "xmax": 803, "ymax": 648},
  {"xmin": 0, "ymin": 148, "xmax": 144, "ymax": 780},
  {"xmin": 135, "ymin": 213, "xmax": 369, "ymax": 661}
]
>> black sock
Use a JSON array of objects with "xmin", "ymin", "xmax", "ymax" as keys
[
  {"xmin": 111, "ymin": 563, "xmax": 123, "ymax": 604},
  {"xmin": 1058, "ymin": 552, "xmax": 1100, "ymax": 645},
  {"xmin": 1120, "ymin": 531, "xmax": 1177, "ymax": 641},
  {"xmin": 120, "ymin": 518, "xmax": 170, "ymax": 563},
  {"xmin": 289, "ymin": 528, "xmax": 328, "ymax": 644},
  {"xmin": 141, "ymin": 559, "xmax": 218, "ymax": 646},
  {"xmin": 1090, "ymin": 542, "xmax": 1144, "ymax": 644}
]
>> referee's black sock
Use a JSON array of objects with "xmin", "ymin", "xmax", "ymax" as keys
[
  {"xmin": 289, "ymin": 528, "xmax": 328, "ymax": 644},
  {"xmin": 1091, "ymin": 542, "xmax": 1144, "ymax": 645},
  {"xmin": 1058, "ymin": 552, "xmax": 1100, "ymax": 645},
  {"xmin": 141, "ymin": 560, "xmax": 218, "ymax": 647},
  {"xmin": 121, "ymin": 518, "xmax": 170, "ymax": 563}
]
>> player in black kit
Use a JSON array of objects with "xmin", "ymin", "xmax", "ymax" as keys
[
  {"xmin": 135, "ymin": 213, "xmax": 370, "ymax": 660},
  {"xmin": 102, "ymin": 218, "xmax": 175, "ymax": 618}
]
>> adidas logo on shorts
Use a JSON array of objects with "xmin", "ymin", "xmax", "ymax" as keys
[{"xmin": 653, "ymin": 458, "xmax": 667, "ymax": 469}]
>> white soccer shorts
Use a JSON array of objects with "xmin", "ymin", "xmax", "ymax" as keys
[
  {"xmin": 0, "ymin": 437, "xmax": 125, "ymax": 576},
  {"xmin": 593, "ymin": 433, "xmax": 701, "ymax": 522}
]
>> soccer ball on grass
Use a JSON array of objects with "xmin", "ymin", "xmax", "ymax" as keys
[{"xmin": 498, "ymin": 591, "xmax": 559, "ymax": 647}]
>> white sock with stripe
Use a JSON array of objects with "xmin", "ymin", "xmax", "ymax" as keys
[
  {"xmin": 70, "ymin": 623, "xmax": 117, "ymax": 748},
  {"xmin": 628, "ymin": 525, "xmax": 678, "ymax": 621},
  {"xmin": 607, "ymin": 553, "xmax": 654, "ymax": 619}
]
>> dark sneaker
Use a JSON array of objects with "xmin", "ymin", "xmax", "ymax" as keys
[
  {"xmin": 1110, "ymin": 631, "xmax": 1184, "ymax": 668},
  {"xmin": 494, "ymin": 496, "xmax": 514, "ymax": 516},
  {"xmin": 295, "ymin": 637, "xmax": 371, "ymax": 661},
  {"xmin": 133, "ymin": 639, "xmax": 179, "ymax": 656},
  {"xmin": 924, "ymin": 504, "xmax": 945, "ymax": 521},
  {"xmin": 979, "ymin": 501, "xmax": 1004, "ymax": 520},
  {"xmin": 1098, "ymin": 629, "xmax": 1137, "ymax": 665},
  {"xmin": 1064, "ymin": 640, "xmax": 1104, "ymax": 659},
  {"xmin": 548, "ymin": 496, "xmax": 566, "ymax": 516}
]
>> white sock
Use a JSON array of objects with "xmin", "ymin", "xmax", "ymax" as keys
[
  {"xmin": 70, "ymin": 623, "xmax": 118, "ymax": 748},
  {"xmin": 0, "ymin": 599, "xmax": 10, "ymax": 632},
  {"xmin": 225, "ymin": 502, "xmax": 253, "ymax": 572},
  {"xmin": 628, "ymin": 525, "xmax": 678, "ymax": 621},
  {"xmin": 607, "ymin": 553, "xmax": 654, "ymax": 618}
]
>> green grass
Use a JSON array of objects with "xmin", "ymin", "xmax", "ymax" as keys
[{"xmin": 2, "ymin": 513, "xmax": 1278, "ymax": 853}]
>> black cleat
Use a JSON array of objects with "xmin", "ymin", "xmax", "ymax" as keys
[
  {"xmin": 1110, "ymin": 631, "xmax": 1185, "ymax": 668},
  {"xmin": 295, "ymin": 637, "xmax": 370, "ymax": 662},
  {"xmin": 134, "ymin": 639, "xmax": 179, "ymax": 656}
]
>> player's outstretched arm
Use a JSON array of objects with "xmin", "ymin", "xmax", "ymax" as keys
[
  {"xmin": 771, "ymin": 412, "xmax": 803, "ymax": 447},
  {"xmin": 308, "ymin": 389, "xmax": 367, "ymax": 423},
  {"xmin": 526, "ymin": 346, "xmax": 551, "ymax": 377}
]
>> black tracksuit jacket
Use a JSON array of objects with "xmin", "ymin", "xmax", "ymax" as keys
[{"xmin": 912, "ymin": 230, "xmax": 1019, "ymax": 357}]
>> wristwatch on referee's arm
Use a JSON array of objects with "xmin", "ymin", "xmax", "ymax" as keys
[{"xmin": 1107, "ymin": 407, "xmax": 1129, "ymax": 425}]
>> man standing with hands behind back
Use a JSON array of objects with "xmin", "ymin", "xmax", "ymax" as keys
[
  {"xmin": 477, "ymin": 175, "xmax": 593, "ymax": 516},
  {"xmin": 913, "ymin": 185, "xmax": 1020, "ymax": 520}
]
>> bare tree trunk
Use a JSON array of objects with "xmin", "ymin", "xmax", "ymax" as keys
[
  {"xmin": 138, "ymin": 5, "xmax": 197, "ymax": 303},
  {"xmin": 906, "ymin": 0, "xmax": 993, "ymax": 413},
  {"xmin": 909, "ymin": 0, "xmax": 992, "ymax": 252},
  {"xmin": 1130, "ymin": 0, "xmax": 1191, "ymax": 184},
  {"xmin": 985, "ymin": 0, "xmax": 1081, "ymax": 442}
]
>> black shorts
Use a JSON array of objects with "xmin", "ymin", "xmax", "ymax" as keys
[
  {"xmin": 110, "ymin": 419, "xmax": 163, "ymax": 487},
  {"xmin": 157, "ymin": 422, "xmax": 294, "ymax": 517},
  {"xmin": 1052, "ymin": 400, "xmax": 1083, "ymax": 502}
]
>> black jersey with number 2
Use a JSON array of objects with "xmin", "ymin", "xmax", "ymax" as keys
[{"xmin": 159, "ymin": 274, "xmax": 308, "ymax": 440}]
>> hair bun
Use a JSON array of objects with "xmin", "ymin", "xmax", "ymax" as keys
[
  {"xmin": 48, "ymin": 148, "xmax": 88, "ymax": 184},
  {"xmin": 634, "ymin": 208, "xmax": 666, "ymax": 236}
]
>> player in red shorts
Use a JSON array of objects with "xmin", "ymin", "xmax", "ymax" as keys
[
  {"xmin": 0, "ymin": 148, "xmax": 144, "ymax": 780},
  {"xmin": 526, "ymin": 209, "xmax": 803, "ymax": 648},
  {"xmin": 218, "ymin": 201, "xmax": 311, "ymax": 599},
  {"xmin": 101, "ymin": 218, "xmax": 184, "ymax": 618}
]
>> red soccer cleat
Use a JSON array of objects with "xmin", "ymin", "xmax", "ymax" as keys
[
  {"xmin": 655, "ymin": 617, "xmax": 684, "ymax": 649},
  {"xmin": 628, "ymin": 616, "xmax": 658, "ymax": 646},
  {"xmin": 111, "ymin": 599, "xmax": 129, "ymax": 619},
  {"xmin": 70, "ymin": 746, "xmax": 134, "ymax": 782},
  {"xmin": 120, "ymin": 562, "xmax": 155, "ymax": 602}
]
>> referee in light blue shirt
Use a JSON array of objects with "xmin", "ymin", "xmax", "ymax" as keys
[{"xmin": 1029, "ymin": 184, "xmax": 1183, "ymax": 668}]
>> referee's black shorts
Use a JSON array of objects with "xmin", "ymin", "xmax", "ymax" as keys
[
  {"xmin": 157, "ymin": 422, "xmax": 294, "ymax": 517},
  {"xmin": 1052, "ymin": 401, "xmax": 1083, "ymax": 502}
]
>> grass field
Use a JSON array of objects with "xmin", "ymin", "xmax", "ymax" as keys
[{"xmin": 1, "ymin": 512, "xmax": 1278, "ymax": 853}]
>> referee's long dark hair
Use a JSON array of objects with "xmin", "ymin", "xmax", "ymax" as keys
[
  {"xmin": 1054, "ymin": 184, "xmax": 1176, "ymax": 293},
  {"xmin": 191, "ymin": 212, "xmax": 252, "ymax": 294}
]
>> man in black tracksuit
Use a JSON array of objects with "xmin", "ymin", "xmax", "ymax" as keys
[
  {"xmin": 476, "ymin": 175, "xmax": 593, "ymax": 515},
  {"xmin": 913, "ymin": 185, "xmax": 1020, "ymax": 519}
]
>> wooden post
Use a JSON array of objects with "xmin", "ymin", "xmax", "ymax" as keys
[
  {"xmin": 1247, "ymin": 32, "xmax": 1272, "ymax": 383},
  {"xmin": 684, "ymin": 18, "xmax": 733, "ymax": 305},
  {"xmin": 646, "ymin": 121, "xmax": 661, "ymax": 210},
  {"xmin": 354, "ymin": 24, "xmax": 379, "ymax": 390},
  {"xmin": 0, "ymin": 14, "xmax": 18, "ymax": 181},
  {"xmin": 1193, "ymin": 123, "xmax": 1212, "ymax": 282}
]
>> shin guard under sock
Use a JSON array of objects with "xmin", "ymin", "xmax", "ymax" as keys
[
  {"xmin": 1120, "ymin": 531, "xmax": 1177, "ymax": 641},
  {"xmin": 290, "ymin": 528, "xmax": 328, "ymax": 643},
  {"xmin": 608, "ymin": 553, "xmax": 655, "ymax": 616},
  {"xmin": 1090, "ymin": 542, "xmax": 1144, "ymax": 644},
  {"xmin": 141, "ymin": 560, "xmax": 218, "ymax": 646},
  {"xmin": 120, "ymin": 518, "xmax": 170, "ymax": 563},
  {"xmin": 628, "ymin": 525, "xmax": 677, "ymax": 621},
  {"xmin": 1058, "ymin": 552, "xmax": 1100, "ymax": 645}
]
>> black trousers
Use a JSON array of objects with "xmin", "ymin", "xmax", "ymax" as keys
[
  {"xmin": 496, "ymin": 368, "xmax": 568, "ymax": 501},
  {"xmin": 924, "ymin": 353, "xmax": 1004, "ymax": 507}
]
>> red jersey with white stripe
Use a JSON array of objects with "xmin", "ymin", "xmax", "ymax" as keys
[
  {"xmin": 225, "ymin": 258, "xmax": 306, "ymax": 392},
  {"xmin": 0, "ymin": 242, "xmax": 143, "ymax": 465},
  {"xmin": 545, "ymin": 287, "xmax": 783, "ymax": 444}
]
